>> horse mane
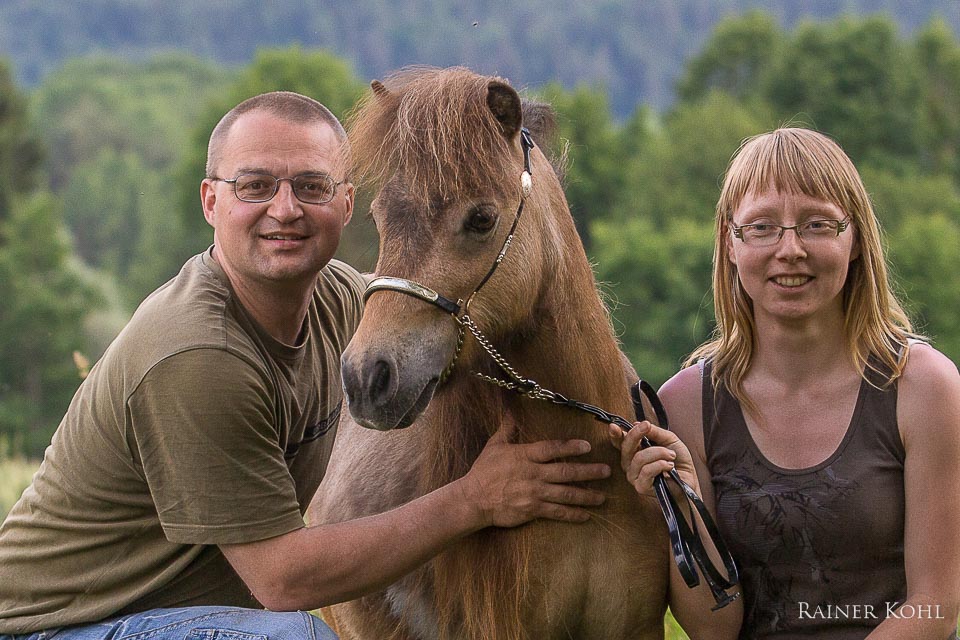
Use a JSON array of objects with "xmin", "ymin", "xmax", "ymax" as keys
[
  {"xmin": 348, "ymin": 66, "xmax": 557, "ymax": 198},
  {"xmin": 428, "ymin": 384, "xmax": 531, "ymax": 640}
]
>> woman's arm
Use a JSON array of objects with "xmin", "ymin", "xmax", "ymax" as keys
[
  {"xmin": 611, "ymin": 365, "xmax": 742, "ymax": 639},
  {"xmin": 866, "ymin": 343, "xmax": 960, "ymax": 639}
]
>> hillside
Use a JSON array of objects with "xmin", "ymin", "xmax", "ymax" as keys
[{"xmin": 1, "ymin": 0, "xmax": 957, "ymax": 115}]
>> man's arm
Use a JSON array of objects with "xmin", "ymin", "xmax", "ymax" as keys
[{"xmin": 221, "ymin": 419, "xmax": 611, "ymax": 611}]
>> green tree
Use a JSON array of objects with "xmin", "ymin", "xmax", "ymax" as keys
[
  {"xmin": 676, "ymin": 10, "xmax": 782, "ymax": 104},
  {"xmin": 0, "ymin": 193, "xmax": 102, "ymax": 456},
  {"xmin": 539, "ymin": 83, "xmax": 644, "ymax": 249},
  {"xmin": 617, "ymin": 90, "xmax": 772, "ymax": 228},
  {"xmin": 0, "ymin": 60, "xmax": 43, "ymax": 224},
  {"xmin": 0, "ymin": 60, "xmax": 103, "ymax": 456},
  {"xmin": 31, "ymin": 53, "xmax": 233, "ymax": 308},
  {"xmin": 889, "ymin": 212, "xmax": 960, "ymax": 361},
  {"xmin": 914, "ymin": 18, "xmax": 960, "ymax": 180},
  {"xmin": 678, "ymin": 14, "xmax": 928, "ymax": 167},
  {"xmin": 585, "ymin": 92, "xmax": 770, "ymax": 384},
  {"xmin": 861, "ymin": 164, "xmax": 960, "ymax": 363},
  {"xmin": 31, "ymin": 53, "xmax": 231, "ymax": 191},
  {"xmin": 593, "ymin": 215, "xmax": 714, "ymax": 386},
  {"xmin": 62, "ymin": 149, "xmax": 147, "ymax": 274},
  {"xmin": 766, "ymin": 16, "xmax": 923, "ymax": 166}
]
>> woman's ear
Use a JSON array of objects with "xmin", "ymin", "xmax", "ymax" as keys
[
  {"xmin": 725, "ymin": 224, "xmax": 738, "ymax": 266},
  {"xmin": 849, "ymin": 226, "xmax": 862, "ymax": 262}
]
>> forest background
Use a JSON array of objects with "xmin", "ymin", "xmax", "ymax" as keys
[{"xmin": 2, "ymin": 0, "xmax": 960, "ymax": 495}]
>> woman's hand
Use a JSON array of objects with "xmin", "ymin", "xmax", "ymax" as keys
[{"xmin": 608, "ymin": 421, "xmax": 700, "ymax": 497}]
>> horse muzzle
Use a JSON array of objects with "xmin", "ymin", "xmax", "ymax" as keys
[{"xmin": 341, "ymin": 311, "xmax": 458, "ymax": 431}]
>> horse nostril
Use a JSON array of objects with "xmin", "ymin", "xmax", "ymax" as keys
[{"xmin": 369, "ymin": 359, "xmax": 394, "ymax": 407}]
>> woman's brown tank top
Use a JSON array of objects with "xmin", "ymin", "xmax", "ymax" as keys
[{"xmin": 702, "ymin": 360, "xmax": 907, "ymax": 639}]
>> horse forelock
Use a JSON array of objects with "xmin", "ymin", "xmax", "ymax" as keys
[{"xmin": 348, "ymin": 67, "xmax": 520, "ymax": 200}]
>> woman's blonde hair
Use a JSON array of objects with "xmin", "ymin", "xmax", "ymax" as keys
[{"xmin": 688, "ymin": 127, "xmax": 917, "ymax": 412}]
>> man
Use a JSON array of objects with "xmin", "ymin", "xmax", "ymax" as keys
[{"xmin": 0, "ymin": 92, "xmax": 610, "ymax": 639}]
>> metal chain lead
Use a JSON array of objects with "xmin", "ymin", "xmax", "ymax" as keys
[
  {"xmin": 438, "ymin": 320, "xmax": 466, "ymax": 384},
  {"xmin": 457, "ymin": 313, "xmax": 555, "ymax": 401}
]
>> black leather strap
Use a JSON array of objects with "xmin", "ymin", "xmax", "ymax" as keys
[{"xmin": 630, "ymin": 380, "xmax": 740, "ymax": 609}]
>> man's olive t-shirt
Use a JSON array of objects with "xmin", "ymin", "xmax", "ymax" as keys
[{"xmin": 0, "ymin": 249, "xmax": 365, "ymax": 634}]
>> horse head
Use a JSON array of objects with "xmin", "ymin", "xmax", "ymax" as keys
[{"xmin": 341, "ymin": 68, "xmax": 566, "ymax": 431}]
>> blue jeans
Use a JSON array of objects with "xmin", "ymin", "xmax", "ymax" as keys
[{"xmin": 0, "ymin": 606, "xmax": 338, "ymax": 640}]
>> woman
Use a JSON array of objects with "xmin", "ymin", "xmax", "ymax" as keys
[{"xmin": 613, "ymin": 127, "xmax": 960, "ymax": 639}]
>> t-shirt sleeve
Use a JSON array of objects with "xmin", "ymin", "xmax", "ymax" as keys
[
  {"xmin": 323, "ymin": 259, "xmax": 366, "ymax": 334},
  {"xmin": 127, "ymin": 348, "xmax": 306, "ymax": 545}
]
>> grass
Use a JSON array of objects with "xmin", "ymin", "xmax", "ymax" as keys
[
  {"xmin": 0, "ymin": 445, "xmax": 38, "ymax": 520},
  {"xmin": 665, "ymin": 609, "xmax": 690, "ymax": 639}
]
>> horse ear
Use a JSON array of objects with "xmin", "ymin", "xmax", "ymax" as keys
[
  {"xmin": 486, "ymin": 81, "xmax": 523, "ymax": 139},
  {"xmin": 520, "ymin": 101, "xmax": 557, "ymax": 147},
  {"xmin": 371, "ymin": 79, "xmax": 390, "ymax": 98}
]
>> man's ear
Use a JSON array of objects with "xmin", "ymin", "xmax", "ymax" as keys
[{"xmin": 200, "ymin": 179, "xmax": 217, "ymax": 229}]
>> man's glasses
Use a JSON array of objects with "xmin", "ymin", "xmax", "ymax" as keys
[
  {"xmin": 730, "ymin": 216, "xmax": 851, "ymax": 247},
  {"xmin": 210, "ymin": 173, "xmax": 344, "ymax": 205}
]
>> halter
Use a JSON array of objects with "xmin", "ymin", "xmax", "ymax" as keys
[
  {"xmin": 362, "ymin": 127, "xmax": 740, "ymax": 609},
  {"xmin": 364, "ymin": 127, "xmax": 534, "ymax": 380}
]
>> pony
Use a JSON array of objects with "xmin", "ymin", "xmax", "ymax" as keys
[{"xmin": 309, "ymin": 66, "xmax": 669, "ymax": 640}]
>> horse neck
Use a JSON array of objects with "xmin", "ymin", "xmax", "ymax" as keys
[
  {"xmin": 545, "ymin": 188, "xmax": 630, "ymax": 376},
  {"xmin": 511, "ymin": 249, "xmax": 633, "ymax": 442},
  {"xmin": 483, "ymin": 193, "xmax": 634, "ymax": 440}
]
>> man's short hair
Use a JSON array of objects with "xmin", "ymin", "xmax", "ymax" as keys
[{"xmin": 205, "ymin": 91, "xmax": 347, "ymax": 178}]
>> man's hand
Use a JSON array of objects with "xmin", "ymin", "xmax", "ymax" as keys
[
  {"xmin": 457, "ymin": 414, "xmax": 610, "ymax": 529},
  {"xmin": 608, "ymin": 421, "xmax": 700, "ymax": 498}
]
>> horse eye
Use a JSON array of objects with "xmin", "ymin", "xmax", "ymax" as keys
[{"xmin": 465, "ymin": 206, "xmax": 498, "ymax": 234}]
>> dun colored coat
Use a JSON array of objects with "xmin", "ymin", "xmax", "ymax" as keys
[{"xmin": 310, "ymin": 66, "xmax": 669, "ymax": 640}]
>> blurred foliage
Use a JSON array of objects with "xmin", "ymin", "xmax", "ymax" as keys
[
  {"xmin": 1, "ymin": 12, "xmax": 959, "ymax": 638},
  {"xmin": 676, "ymin": 10, "xmax": 783, "ymax": 104},
  {"xmin": 0, "ymin": 60, "xmax": 43, "ymax": 223},
  {"xmin": 1, "ymin": 12, "xmax": 959, "ymax": 463},
  {"xmin": 30, "ymin": 53, "xmax": 233, "ymax": 309},
  {"xmin": 0, "ymin": 192, "xmax": 102, "ymax": 455},
  {"xmin": 589, "ymin": 14, "xmax": 960, "ymax": 384},
  {"xmin": 538, "ymin": 83, "xmax": 646, "ymax": 249},
  {"xmin": 0, "ymin": 437, "xmax": 37, "ymax": 520},
  {"xmin": 767, "ymin": 16, "xmax": 924, "ymax": 166}
]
